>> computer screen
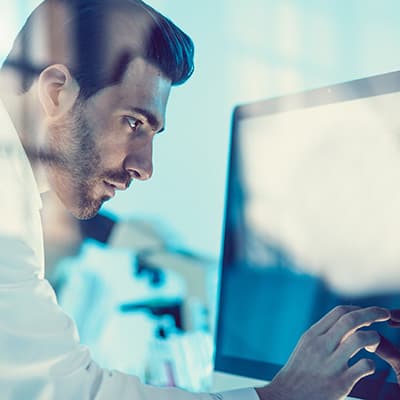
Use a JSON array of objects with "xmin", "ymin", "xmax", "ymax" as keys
[{"xmin": 215, "ymin": 70, "xmax": 400, "ymax": 399}]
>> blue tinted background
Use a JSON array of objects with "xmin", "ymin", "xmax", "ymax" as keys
[
  {"xmin": 3, "ymin": 0, "xmax": 400, "ymax": 259},
  {"xmin": 108, "ymin": 0, "xmax": 400, "ymax": 260}
]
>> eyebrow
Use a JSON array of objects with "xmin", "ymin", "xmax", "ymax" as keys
[{"xmin": 128, "ymin": 107, "xmax": 165, "ymax": 134}]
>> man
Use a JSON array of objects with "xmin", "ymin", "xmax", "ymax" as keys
[{"xmin": 0, "ymin": 0, "xmax": 398, "ymax": 399}]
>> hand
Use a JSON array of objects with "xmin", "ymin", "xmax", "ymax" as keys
[
  {"xmin": 374, "ymin": 309, "xmax": 400, "ymax": 385},
  {"xmin": 255, "ymin": 305, "xmax": 390, "ymax": 400}
]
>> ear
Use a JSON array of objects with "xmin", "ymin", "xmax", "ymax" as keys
[{"xmin": 38, "ymin": 64, "xmax": 80, "ymax": 118}]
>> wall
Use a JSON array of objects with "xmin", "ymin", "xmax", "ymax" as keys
[
  {"xmin": 3, "ymin": 0, "xmax": 400, "ymax": 258},
  {"xmin": 105, "ymin": 0, "xmax": 400, "ymax": 260}
]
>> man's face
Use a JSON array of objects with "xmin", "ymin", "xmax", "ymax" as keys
[{"xmin": 45, "ymin": 57, "xmax": 171, "ymax": 219}]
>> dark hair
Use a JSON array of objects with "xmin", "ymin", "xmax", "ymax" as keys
[{"xmin": 2, "ymin": 0, "xmax": 194, "ymax": 98}]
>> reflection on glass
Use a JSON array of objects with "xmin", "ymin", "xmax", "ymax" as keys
[{"xmin": 221, "ymin": 89, "xmax": 400, "ymax": 384}]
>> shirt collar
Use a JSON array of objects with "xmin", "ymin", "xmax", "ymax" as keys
[{"xmin": 0, "ymin": 99, "xmax": 43, "ymax": 210}]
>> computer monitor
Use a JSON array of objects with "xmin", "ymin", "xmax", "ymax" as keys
[{"xmin": 215, "ymin": 70, "xmax": 400, "ymax": 399}]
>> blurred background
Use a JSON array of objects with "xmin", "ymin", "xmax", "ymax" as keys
[{"xmin": 2, "ymin": 0, "xmax": 400, "ymax": 393}]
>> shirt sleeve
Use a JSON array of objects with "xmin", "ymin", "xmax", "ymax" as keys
[
  {"xmin": 210, "ymin": 388, "xmax": 260, "ymax": 400},
  {"xmin": 0, "ymin": 238, "xmax": 261, "ymax": 400}
]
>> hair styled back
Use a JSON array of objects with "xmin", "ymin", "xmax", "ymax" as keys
[{"xmin": 2, "ymin": 0, "xmax": 194, "ymax": 98}]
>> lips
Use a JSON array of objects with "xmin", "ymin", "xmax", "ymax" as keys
[
  {"xmin": 106, "ymin": 179, "xmax": 131, "ymax": 190},
  {"xmin": 103, "ymin": 181, "xmax": 116, "ymax": 198},
  {"xmin": 103, "ymin": 179, "xmax": 131, "ymax": 198}
]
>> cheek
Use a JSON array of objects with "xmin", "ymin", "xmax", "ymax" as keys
[
  {"xmin": 95, "ymin": 135, "xmax": 128, "ymax": 168},
  {"xmin": 85, "ymin": 107, "xmax": 128, "ymax": 167}
]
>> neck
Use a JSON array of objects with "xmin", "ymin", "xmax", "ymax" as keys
[{"xmin": 0, "ymin": 71, "xmax": 50, "ymax": 193}]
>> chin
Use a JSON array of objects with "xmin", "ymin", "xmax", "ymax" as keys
[
  {"xmin": 71, "ymin": 208, "xmax": 99, "ymax": 220},
  {"xmin": 70, "ymin": 204, "xmax": 102, "ymax": 220},
  {"xmin": 52, "ymin": 177, "xmax": 108, "ymax": 220},
  {"xmin": 69, "ymin": 198, "xmax": 106, "ymax": 220}
]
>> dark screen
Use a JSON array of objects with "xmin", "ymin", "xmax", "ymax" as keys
[{"xmin": 216, "ymin": 71, "xmax": 400, "ymax": 399}]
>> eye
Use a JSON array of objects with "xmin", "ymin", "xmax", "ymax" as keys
[{"xmin": 125, "ymin": 116, "xmax": 143, "ymax": 132}]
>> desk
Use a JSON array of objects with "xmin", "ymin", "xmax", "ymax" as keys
[{"xmin": 211, "ymin": 371, "xmax": 358, "ymax": 399}]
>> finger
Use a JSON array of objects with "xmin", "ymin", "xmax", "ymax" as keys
[
  {"xmin": 375, "ymin": 335, "xmax": 400, "ymax": 380},
  {"xmin": 325, "ymin": 307, "xmax": 390, "ymax": 349},
  {"xmin": 390, "ymin": 309, "xmax": 400, "ymax": 322},
  {"xmin": 344, "ymin": 358, "xmax": 376, "ymax": 388},
  {"xmin": 307, "ymin": 305, "xmax": 360, "ymax": 336},
  {"xmin": 389, "ymin": 320, "xmax": 400, "ymax": 328},
  {"xmin": 333, "ymin": 330, "xmax": 380, "ymax": 364},
  {"xmin": 389, "ymin": 309, "xmax": 400, "ymax": 327}
]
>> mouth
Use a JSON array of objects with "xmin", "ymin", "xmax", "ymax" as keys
[{"xmin": 103, "ymin": 181, "xmax": 116, "ymax": 198}]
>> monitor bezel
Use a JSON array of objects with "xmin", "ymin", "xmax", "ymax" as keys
[{"xmin": 215, "ymin": 70, "xmax": 400, "ymax": 399}]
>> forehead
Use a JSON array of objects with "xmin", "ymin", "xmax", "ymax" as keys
[
  {"xmin": 121, "ymin": 57, "xmax": 171, "ymax": 105},
  {"xmin": 89, "ymin": 57, "xmax": 172, "ymax": 126}
]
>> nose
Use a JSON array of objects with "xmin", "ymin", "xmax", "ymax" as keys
[{"xmin": 123, "ymin": 140, "xmax": 154, "ymax": 181}]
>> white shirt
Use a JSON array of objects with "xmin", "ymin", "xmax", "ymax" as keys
[{"xmin": 0, "ymin": 100, "xmax": 259, "ymax": 400}]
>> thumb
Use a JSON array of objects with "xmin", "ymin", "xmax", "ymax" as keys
[
  {"xmin": 375, "ymin": 335, "xmax": 400, "ymax": 384},
  {"xmin": 389, "ymin": 310, "xmax": 400, "ymax": 327}
]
